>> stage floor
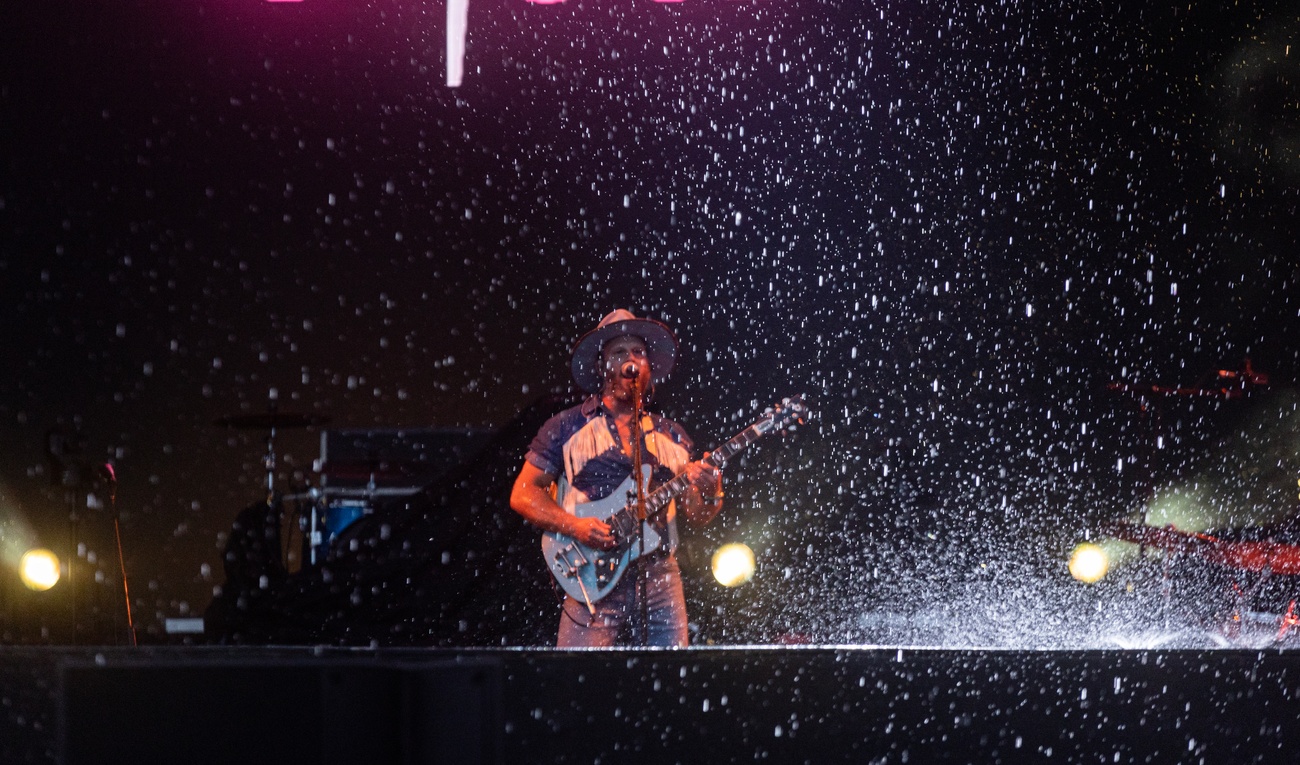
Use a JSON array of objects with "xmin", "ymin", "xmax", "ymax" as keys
[{"xmin": 4, "ymin": 644, "xmax": 1297, "ymax": 764}]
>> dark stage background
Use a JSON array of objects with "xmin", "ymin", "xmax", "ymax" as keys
[{"xmin": 2, "ymin": 0, "xmax": 1298, "ymax": 646}]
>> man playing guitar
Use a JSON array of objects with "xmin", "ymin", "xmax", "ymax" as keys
[{"xmin": 510, "ymin": 309, "xmax": 723, "ymax": 647}]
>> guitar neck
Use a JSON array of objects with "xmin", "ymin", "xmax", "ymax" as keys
[
  {"xmin": 627, "ymin": 417, "xmax": 774, "ymax": 518},
  {"xmin": 706, "ymin": 420, "xmax": 770, "ymax": 468}
]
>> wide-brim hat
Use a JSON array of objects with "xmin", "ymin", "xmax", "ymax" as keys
[{"xmin": 571, "ymin": 309, "xmax": 678, "ymax": 394}]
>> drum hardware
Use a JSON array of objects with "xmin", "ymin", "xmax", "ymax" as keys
[
  {"xmin": 265, "ymin": 473, "xmax": 405, "ymax": 568},
  {"xmin": 215, "ymin": 407, "xmax": 332, "ymax": 571},
  {"xmin": 314, "ymin": 485, "xmax": 423, "ymax": 499},
  {"xmin": 214, "ymin": 407, "xmax": 331, "ymax": 500},
  {"xmin": 245, "ymin": 485, "xmax": 376, "ymax": 570},
  {"xmin": 218, "ymin": 423, "xmax": 492, "ymax": 567},
  {"xmin": 99, "ymin": 464, "xmax": 137, "ymax": 646}
]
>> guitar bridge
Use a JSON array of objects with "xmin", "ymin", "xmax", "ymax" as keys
[{"xmin": 553, "ymin": 543, "xmax": 589, "ymax": 579}]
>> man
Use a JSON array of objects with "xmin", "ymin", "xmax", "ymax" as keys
[{"xmin": 510, "ymin": 309, "xmax": 724, "ymax": 647}]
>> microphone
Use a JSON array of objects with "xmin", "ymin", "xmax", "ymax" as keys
[{"xmin": 620, "ymin": 362, "xmax": 640, "ymax": 380}]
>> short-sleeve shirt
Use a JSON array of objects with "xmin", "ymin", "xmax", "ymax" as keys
[{"xmin": 526, "ymin": 396, "xmax": 694, "ymax": 533}]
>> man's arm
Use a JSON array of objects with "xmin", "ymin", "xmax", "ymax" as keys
[{"xmin": 510, "ymin": 461, "xmax": 616, "ymax": 549}]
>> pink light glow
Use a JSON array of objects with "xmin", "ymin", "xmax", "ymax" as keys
[
  {"xmin": 525, "ymin": 0, "xmax": 566, "ymax": 4},
  {"xmin": 265, "ymin": 0, "xmax": 305, "ymax": 3}
]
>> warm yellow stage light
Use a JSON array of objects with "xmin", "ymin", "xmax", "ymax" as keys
[
  {"xmin": 711, "ymin": 543, "xmax": 756, "ymax": 587},
  {"xmin": 1068, "ymin": 543, "xmax": 1109, "ymax": 583},
  {"xmin": 19, "ymin": 548, "xmax": 61, "ymax": 591}
]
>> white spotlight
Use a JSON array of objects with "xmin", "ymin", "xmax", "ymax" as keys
[
  {"xmin": 1068, "ymin": 543, "xmax": 1109, "ymax": 583},
  {"xmin": 711, "ymin": 543, "xmax": 756, "ymax": 587},
  {"xmin": 19, "ymin": 549, "xmax": 61, "ymax": 591}
]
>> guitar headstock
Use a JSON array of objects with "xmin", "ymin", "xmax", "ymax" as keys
[
  {"xmin": 762, "ymin": 394, "xmax": 809, "ymax": 432},
  {"xmin": 705, "ymin": 395, "xmax": 810, "ymax": 468}
]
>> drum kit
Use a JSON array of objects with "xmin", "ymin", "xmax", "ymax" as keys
[
  {"xmin": 214, "ymin": 408, "xmax": 405, "ymax": 571},
  {"xmin": 215, "ymin": 407, "xmax": 489, "ymax": 577}
]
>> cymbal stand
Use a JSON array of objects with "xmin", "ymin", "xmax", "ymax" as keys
[
  {"xmin": 262, "ymin": 422, "xmax": 296, "ymax": 567},
  {"xmin": 263, "ymin": 424, "xmax": 279, "ymax": 503},
  {"xmin": 307, "ymin": 485, "xmax": 324, "ymax": 567}
]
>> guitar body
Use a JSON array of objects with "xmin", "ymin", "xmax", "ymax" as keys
[{"xmin": 541, "ymin": 467, "xmax": 663, "ymax": 607}]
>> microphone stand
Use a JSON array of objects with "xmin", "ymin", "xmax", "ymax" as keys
[
  {"xmin": 103, "ymin": 465, "xmax": 137, "ymax": 646},
  {"xmin": 630, "ymin": 379, "xmax": 649, "ymax": 648}
]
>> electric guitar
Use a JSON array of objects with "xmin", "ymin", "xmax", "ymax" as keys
[{"xmin": 541, "ymin": 395, "xmax": 808, "ymax": 609}]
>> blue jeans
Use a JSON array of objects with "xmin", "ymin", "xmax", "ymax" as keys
[{"xmin": 556, "ymin": 553, "xmax": 688, "ymax": 648}]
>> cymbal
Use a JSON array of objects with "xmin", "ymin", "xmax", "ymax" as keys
[{"xmin": 214, "ymin": 412, "xmax": 331, "ymax": 430}]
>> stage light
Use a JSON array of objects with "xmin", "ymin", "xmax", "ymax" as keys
[
  {"xmin": 19, "ymin": 549, "xmax": 61, "ymax": 591},
  {"xmin": 1068, "ymin": 543, "xmax": 1109, "ymax": 583},
  {"xmin": 711, "ymin": 543, "xmax": 755, "ymax": 587}
]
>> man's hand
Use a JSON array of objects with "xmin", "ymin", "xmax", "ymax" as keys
[
  {"xmin": 685, "ymin": 455, "xmax": 722, "ymax": 492},
  {"xmin": 682, "ymin": 454, "xmax": 724, "ymax": 527},
  {"xmin": 512, "ymin": 461, "xmax": 617, "ymax": 548},
  {"xmin": 570, "ymin": 516, "xmax": 616, "ymax": 550}
]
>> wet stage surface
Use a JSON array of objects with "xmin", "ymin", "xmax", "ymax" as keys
[{"xmin": 4, "ymin": 644, "xmax": 1298, "ymax": 763}]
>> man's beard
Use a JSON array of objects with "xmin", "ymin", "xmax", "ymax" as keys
[{"xmin": 606, "ymin": 374, "xmax": 648, "ymax": 402}]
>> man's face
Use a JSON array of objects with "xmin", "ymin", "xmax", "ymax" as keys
[{"xmin": 601, "ymin": 334, "xmax": 650, "ymax": 394}]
